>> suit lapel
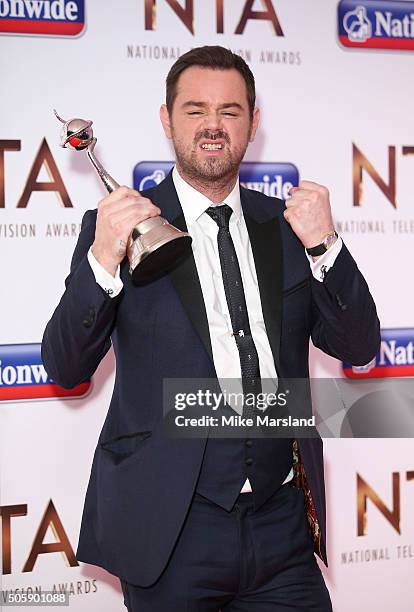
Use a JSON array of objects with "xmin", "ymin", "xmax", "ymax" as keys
[
  {"xmin": 241, "ymin": 190, "xmax": 283, "ymax": 375},
  {"xmin": 168, "ymin": 213, "xmax": 214, "ymax": 364},
  {"xmin": 149, "ymin": 173, "xmax": 214, "ymax": 365}
]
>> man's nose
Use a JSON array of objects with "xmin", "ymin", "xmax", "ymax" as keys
[{"xmin": 202, "ymin": 111, "xmax": 223, "ymax": 132}]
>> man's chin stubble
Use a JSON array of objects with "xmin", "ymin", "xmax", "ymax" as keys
[{"xmin": 179, "ymin": 153, "xmax": 239, "ymax": 182}]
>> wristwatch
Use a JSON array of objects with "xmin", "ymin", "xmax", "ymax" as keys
[{"xmin": 306, "ymin": 230, "xmax": 338, "ymax": 257}]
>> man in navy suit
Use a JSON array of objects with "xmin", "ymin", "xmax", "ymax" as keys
[{"xmin": 42, "ymin": 46, "xmax": 380, "ymax": 611}]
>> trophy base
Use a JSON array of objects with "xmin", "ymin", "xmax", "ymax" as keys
[{"xmin": 129, "ymin": 235, "xmax": 192, "ymax": 283}]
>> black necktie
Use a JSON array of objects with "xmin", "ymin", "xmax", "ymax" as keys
[{"xmin": 206, "ymin": 204, "xmax": 261, "ymax": 419}]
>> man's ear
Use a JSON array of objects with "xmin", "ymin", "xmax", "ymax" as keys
[
  {"xmin": 160, "ymin": 104, "xmax": 172, "ymax": 139},
  {"xmin": 249, "ymin": 107, "xmax": 260, "ymax": 143}
]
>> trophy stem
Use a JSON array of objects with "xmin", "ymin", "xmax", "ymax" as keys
[{"xmin": 87, "ymin": 138, "xmax": 120, "ymax": 193}]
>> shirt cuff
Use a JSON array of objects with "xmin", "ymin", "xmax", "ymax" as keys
[
  {"xmin": 305, "ymin": 236, "xmax": 343, "ymax": 282},
  {"xmin": 87, "ymin": 248, "xmax": 123, "ymax": 297}
]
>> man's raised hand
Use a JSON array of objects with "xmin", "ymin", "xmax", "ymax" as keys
[
  {"xmin": 91, "ymin": 186, "xmax": 161, "ymax": 276},
  {"xmin": 284, "ymin": 180, "xmax": 335, "ymax": 250}
]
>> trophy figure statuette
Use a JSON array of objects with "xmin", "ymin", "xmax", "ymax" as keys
[{"xmin": 54, "ymin": 110, "xmax": 192, "ymax": 283}]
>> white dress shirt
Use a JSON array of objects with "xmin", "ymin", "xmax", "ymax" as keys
[{"xmin": 87, "ymin": 167, "xmax": 342, "ymax": 492}]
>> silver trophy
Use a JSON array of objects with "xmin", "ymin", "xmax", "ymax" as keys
[{"xmin": 54, "ymin": 110, "xmax": 192, "ymax": 283}]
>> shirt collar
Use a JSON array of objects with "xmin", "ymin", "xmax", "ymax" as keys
[{"xmin": 172, "ymin": 166, "xmax": 242, "ymax": 227}]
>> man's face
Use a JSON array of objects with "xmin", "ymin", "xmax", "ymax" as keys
[{"xmin": 160, "ymin": 66, "xmax": 259, "ymax": 182}]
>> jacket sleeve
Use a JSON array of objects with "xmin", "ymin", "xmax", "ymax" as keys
[
  {"xmin": 310, "ymin": 242, "xmax": 380, "ymax": 365},
  {"xmin": 41, "ymin": 210, "xmax": 122, "ymax": 389}
]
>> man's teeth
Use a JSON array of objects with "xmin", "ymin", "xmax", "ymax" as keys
[{"xmin": 201, "ymin": 143, "xmax": 223, "ymax": 150}]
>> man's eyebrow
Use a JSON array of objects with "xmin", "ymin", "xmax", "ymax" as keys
[
  {"xmin": 181, "ymin": 101, "xmax": 244, "ymax": 110},
  {"xmin": 219, "ymin": 103, "xmax": 244, "ymax": 111},
  {"xmin": 181, "ymin": 101, "xmax": 207, "ymax": 108}
]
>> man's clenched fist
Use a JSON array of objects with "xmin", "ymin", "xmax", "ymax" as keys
[
  {"xmin": 91, "ymin": 186, "xmax": 161, "ymax": 277},
  {"xmin": 284, "ymin": 180, "xmax": 335, "ymax": 251}
]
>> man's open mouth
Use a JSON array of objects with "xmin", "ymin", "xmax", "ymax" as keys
[{"xmin": 201, "ymin": 143, "xmax": 223, "ymax": 150}]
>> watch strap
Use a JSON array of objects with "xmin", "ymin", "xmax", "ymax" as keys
[{"xmin": 306, "ymin": 231, "xmax": 338, "ymax": 257}]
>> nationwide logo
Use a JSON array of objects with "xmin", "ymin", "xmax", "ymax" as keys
[
  {"xmin": 133, "ymin": 162, "xmax": 174, "ymax": 192},
  {"xmin": 343, "ymin": 329, "xmax": 414, "ymax": 378},
  {"xmin": 0, "ymin": 344, "xmax": 90, "ymax": 401},
  {"xmin": 239, "ymin": 163, "xmax": 299, "ymax": 199},
  {"xmin": 338, "ymin": 0, "xmax": 414, "ymax": 50},
  {"xmin": 0, "ymin": 0, "xmax": 85, "ymax": 36},
  {"xmin": 133, "ymin": 162, "xmax": 299, "ymax": 200}
]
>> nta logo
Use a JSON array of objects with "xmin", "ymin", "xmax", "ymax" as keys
[
  {"xmin": 338, "ymin": 0, "xmax": 414, "ymax": 50},
  {"xmin": 143, "ymin": 0, "xmax": 283, "ymax": 36},
  {"xmin": 0, "ymin": 0, "xmax": 85, "ymax": 36}
]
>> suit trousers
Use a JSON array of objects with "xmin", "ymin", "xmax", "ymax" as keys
[{"xmin": 119, "ymin": 482, "xmax": 332, "ymax": 612}]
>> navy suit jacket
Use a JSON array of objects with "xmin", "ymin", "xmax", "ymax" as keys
[{"xmin": 42, "ymin": 172, "xmax": 380, "ymax": 586}]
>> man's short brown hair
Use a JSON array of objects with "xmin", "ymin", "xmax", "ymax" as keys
[{"xmin": 166, "ymin": 46, "xmax": 256, "ymax": 117}]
